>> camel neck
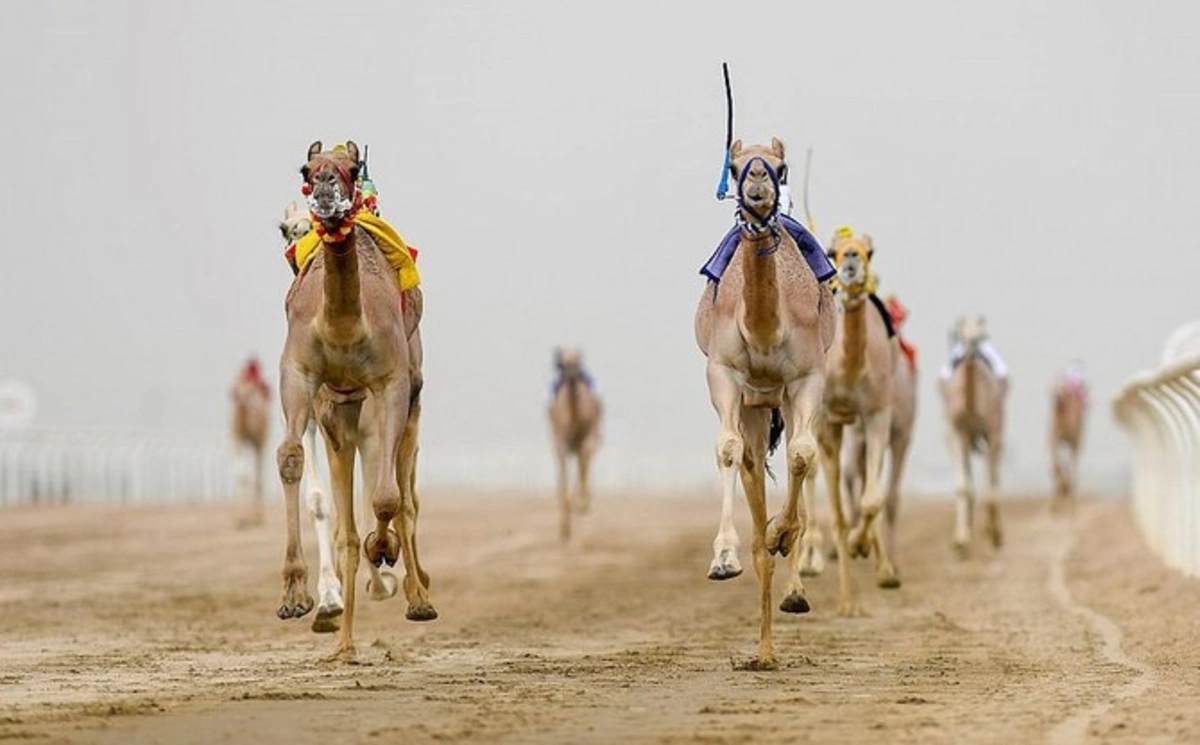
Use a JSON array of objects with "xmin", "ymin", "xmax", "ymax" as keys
[
  {"xmin": 321, "ymin": 230, "xmax": 363, "ymax": 340},
  {"xmin": 964, "ymin": 356, "xmax": 977, "ymax": 414},
  {"xmin": 839, "ymin": 296, "xmax": 868, "ymax": 380},
  {"xmin": 740, "ymin": 233, "xmax": 781, "ymax": 348}
]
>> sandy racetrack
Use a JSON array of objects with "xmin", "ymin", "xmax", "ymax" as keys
[{"xmin": 0, "ymin": 492, "xmax": 1197, "ymax": 744}]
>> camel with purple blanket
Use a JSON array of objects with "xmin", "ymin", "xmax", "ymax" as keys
[{"xmin": 694, "ymin": 137, "xmax": 836, "ymax": 668}]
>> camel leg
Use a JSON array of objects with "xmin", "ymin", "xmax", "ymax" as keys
[
  {"xmin": 254, "ymin": 444, "xmax": 265, "ymax": 520},
  {"xmin": 820, "ymin": 424, "xmax": 857, "ymax": 617},
  {"xmin": 842, "ymin": 424, "xmax": 865, "ymax": 528},
  {"xmin": 555, "ymin": 446, "xmax": 572, "ymax": 543},
  {"xmin": 874, "ymin": 429, "xmax": 910, "ymax": 589},
  {"xmin": 363, "ymin": 381, "xmax": 410, "ymax": 570},
  {"xmin": 324, "ymin": 434, "xmax": 360, "ymax": 660},
  {"xmin": 739, "ymin": 408, "xmax": 778, "ymax": 668},
  {"xmin": 275, "ymin": 367, "xmax": 315, "ymax": 620},
  {"xmin": 706, "ymin": 363, "xmax": 744, "ymax": 581},
  {"xmin": 798, "ymin": 464, "xmax": 825, "ymax": 576},
  {"xmin": 576, "ymin": 437, "xmax": 595, "ymax": 516},
  {"xmin": 848, "ymin": 409, "xmax": 893, "ymax": 567},
  {"xmin": 398, "ymin": 398, "xmax": 430, "ymax": 590},
  {"xmin": 394, "ymin": 395, "xmax": 436, "ymax": 620},
  {"xmin": 357, "ymin": 429, "xmax": 399, "ymax": 602},
  {"xmin": 305, "ymin": 422, "xmax": 344, "ymax": 632},
  {"xmin": 952, "ymin": 435, "xmax": 974, "ymax": 558},
  {"xmin": 984, "ymin": 442, "xmax": 1003, "ymax": 549},
  {"xmin": 1066, "ymin": 444, "xmax": 1079, "ymax": 514},
  {"xmin": 772, "ymin": 375, "xmax": 822, "ymax": 614}
]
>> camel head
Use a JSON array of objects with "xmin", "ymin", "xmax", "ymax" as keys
[
  {"xmin": 554, "ymin": 348, "xmax": 587, "ymax": 383},
  {"xmin": 955, "ymin": 316, "xmax": 989, "ymax": 357},
  {"xmin": 729, "ymin": 138, "xmax": 788, "ymax": 229},
  {"xmin": 827, "ymin": 227, "xmax": 877, "ymax": 300},
  {"xmin": 301, "ymin": 141, "xmax": 361, "ymax": 228},
  {"xmin": 278, "ymin": 201, "xmax": 313, "ymax": 244}
]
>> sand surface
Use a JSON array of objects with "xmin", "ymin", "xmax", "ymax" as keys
[{"xmin": 0, "ymin": 491, "xmax": 1196, "ymax": 743}]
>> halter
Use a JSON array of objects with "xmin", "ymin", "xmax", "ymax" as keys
[
  {"xmin": 735, "ymin": 155, "xmax": 782, "ymax": 256},
  {"xmin": 304, "ymin": 157, "xmax": 362, "ymax": 245}
]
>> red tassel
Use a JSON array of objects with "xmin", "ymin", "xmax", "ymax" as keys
[{"xmin": 301, "ymin": 183, "xmax": 312, "ymax": 196}]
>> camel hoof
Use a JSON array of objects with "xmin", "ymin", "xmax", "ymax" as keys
[
  {"xmin": 277, "ymin": 577, "xmax": 314, "ymax": 620},
  {"xmin": 406, "ymin": 602, "xmax": 439, "ymax": 622},
  {"xmin": 733, "ymin": 656, "xmax": 779, "ymax": 672},
  {"xmin": 846, "ymin": 526, "xmax": 872, "ymax": 559},
  {"xmin": 311, "ymin": 605, "xmax": 343, "ymax": 633},
  {"xmin": 780, "ymin": 591, "xmax": 811, "ymax": 614},
  {"xmin": 765, "ymin": 517, "xmax": 800, "ymax": 557},
  {"xmin": 877, "ymin": 573, "xmax": 902, "ymax": 590},
  {"xmin": 836, "ymin": 602, "xmax": 865, "ymax": 618},
  {"xmin": 366, "ymin": 571, "xmax": 399, "ymax": 601},
  {"xmin": 987, "ymin": 527, "xmax": 1004, "ymax": 549},
  {"xmin": 707, "ymin": 549, "xmax": 743, "ymax": 581},
  {"xmin": 364, "ymin": 529, "xmax": 401, "ymax": 567},
  {"xmin": 798, "ymin": 547, "xmax": 825, "ymax": 577},
  {"xmin": 324, "ymin": 644, "xmax": 356, "ymax": 663},
  {"xmin": 952, "ymin": 541, "xmax": 971, "ymax": 560}
]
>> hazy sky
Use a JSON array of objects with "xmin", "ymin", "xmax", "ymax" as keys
[{"xmin": 3, "ymin": 1, "xmax": 1199, "ymax": 495}]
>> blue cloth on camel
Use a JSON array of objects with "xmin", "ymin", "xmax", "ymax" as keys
[{"xmin": 700, "ymin": 214, "xmax": 837, "ymax": 285}]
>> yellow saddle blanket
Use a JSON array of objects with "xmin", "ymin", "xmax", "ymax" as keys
[{"xmin": 294, "ymin": 211, "xmax": 421, "ymax": 291}]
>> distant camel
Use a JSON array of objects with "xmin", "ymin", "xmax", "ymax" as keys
[
  {"xmin": 547, "ymin": 348, "xmax": 602, "ymax": 542},
  {"xmin": 1050, "ymin": 361, "xmax": 1088, "ymax": 513},
  {"xmin": 940, "ymin": 317, "xmax": 1008, "ymax": 556},
  {"xmin": 231, "ymin": 358, "xmax": 270, "ymax": 529}
]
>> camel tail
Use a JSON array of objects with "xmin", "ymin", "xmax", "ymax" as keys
[
  {"xmin": 768, "ymin": 408, "xmax": 785, "ymax": 456},
  {"xmin": 763, "ymin": 408, "xmax": 785, "ymax": 484}
]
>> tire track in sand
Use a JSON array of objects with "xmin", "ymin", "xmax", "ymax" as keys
[{"xmin": 1046, "ymin": 509, "xmax": 1157, "ymax": 745}]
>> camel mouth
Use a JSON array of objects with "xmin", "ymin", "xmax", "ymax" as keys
[{"xmin": 309, "ymin": 193, "xmax": 353, "ymax": 223}]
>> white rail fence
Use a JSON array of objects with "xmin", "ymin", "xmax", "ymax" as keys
[
  {"xmin": 1113, "ymin": 323, "xmax": 1200, "ymax": 577},
  {"xmin": 0, "ymin": 429, "xmax": 237, "ymax": 507}
]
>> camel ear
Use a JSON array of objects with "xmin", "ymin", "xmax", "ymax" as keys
[
  {"xmin": 826, "ymin": 248, "xmax": 837, "ymax": 261},
  {"xmin": 553, "ymin": 348, "xmax": 564, "ymax": 368},
  {"xmin": 344, "ymin": 140, "xmax": 360, "ymax": 165},
  {"xmin": 770, "ymin": 137, "xmax": 786, "ymax": 160},
  {"xmin": 307, "ymin": 141, "xmax": 323, "ymax": 161},
  {"xmin": 278, "ymin": 222, "xmax": 290, "ymax": 240},
  {"xmin": 730, "ymin": 139, "xmax": 743, "ymax": 159}
]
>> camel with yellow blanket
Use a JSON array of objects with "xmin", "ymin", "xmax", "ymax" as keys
[{"xmin": 275, "ymin": 141, "xmax": 433, "ymax": 660}]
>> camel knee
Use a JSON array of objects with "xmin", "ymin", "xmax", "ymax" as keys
[
  {"xmin": 788, "ymin": 437, "xmax": 817, "ymax": 479},
  {"xmin": 716, "ymin": 435, "xmax": 744, "ymax": 470},
  {"xmin": 373, "ymin": 483, "xmax": 401, "ymax": 522},
  {"xmin": 336, "ymin": 531, "xmax": 361, "ymax": 557},
  {"xmin": 277, "ymin": 441, "xmax": 304, "ymax": 485}
]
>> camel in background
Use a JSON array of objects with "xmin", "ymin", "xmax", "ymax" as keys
[
  {"xmin": 802, "ymin": 230, "xmax": 897, "ymax": 614},
  {"xmin": 695, "ymin": 138, "xmax": 835, "ymax": 667},
  {"xmin": 231, "ymin": 358, "xmax": 271, "ymax": 529},
  {"xmin": 940, "ymin": 317, "xmax": 1008, "ymax": 556},
  {"xmin": 803, "ymin": 292, "xmax": 917, "ymax": 588},
  {"xmin": 548, "ymin": 348, "xmax": 602, "ymax": 542},
  {"xmin": 1050, "ymin": 360, "xmax": 1088, "ymax": 513}
]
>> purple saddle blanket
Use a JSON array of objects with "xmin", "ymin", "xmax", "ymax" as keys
[{"xmin": 700, "ymin": 215, "xmax": 836, "ymax": 285}]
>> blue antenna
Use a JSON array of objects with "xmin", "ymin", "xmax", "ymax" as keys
[{"xmin": 715, "ymin": 62, "xmax": 734, "ymax": 200}]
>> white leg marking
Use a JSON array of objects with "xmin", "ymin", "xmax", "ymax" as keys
[{"xmin": 304, "ymin": 425, "xmax": 343, "ymax": 614}]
